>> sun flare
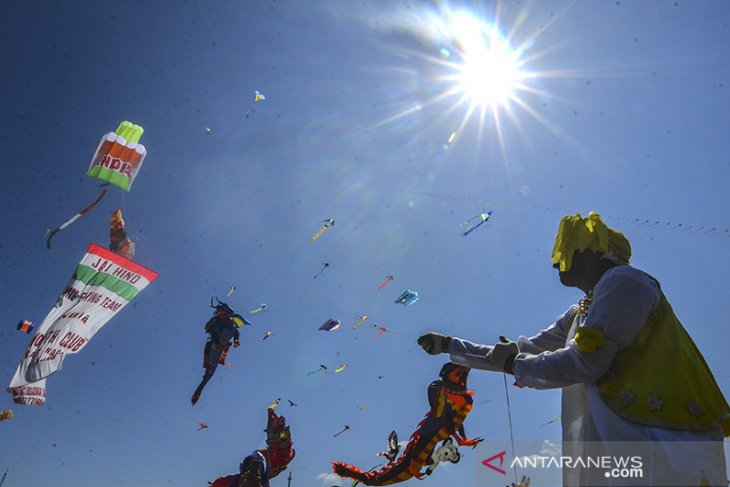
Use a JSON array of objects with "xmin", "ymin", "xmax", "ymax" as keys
[{"xmin": 448, "ymin": 13, "xmax": 526, "ymax": 110}]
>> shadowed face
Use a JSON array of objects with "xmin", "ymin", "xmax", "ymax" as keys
[{"xmin": 553, "ymin": 249, "xmax": 606, "ymax": 291}]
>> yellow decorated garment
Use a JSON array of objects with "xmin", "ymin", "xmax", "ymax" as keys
[{"xmin": 598, "ymin": 294, "xmax": 730, "ymax": 435}]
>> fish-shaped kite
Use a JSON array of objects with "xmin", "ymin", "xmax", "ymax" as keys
[{"xmin": 310, "ymin": 218, "xmax": 335, "ymax": 242}]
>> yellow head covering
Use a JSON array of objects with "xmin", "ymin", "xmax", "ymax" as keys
[{"xmin": 551, "ymin": 212, "xmax": 631, "ymax": 271}]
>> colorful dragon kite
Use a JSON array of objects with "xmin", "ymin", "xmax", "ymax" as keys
[
  {"xmin": 333, "ymin": 363, "xmax": 482, "ymax": 485},
  {"xmin": 208, "ymin": 408, "xmax": 295, "ymax": 487}
]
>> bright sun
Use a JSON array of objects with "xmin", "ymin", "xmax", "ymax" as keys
[{"xmin": 450, "ymin": 14, "xmax": 525, "ymax": 109}]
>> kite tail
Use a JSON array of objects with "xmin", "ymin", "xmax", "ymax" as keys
[
  {"xmin": 332, "ymin": 458, "xmax": 419, "ymax": 486},
  {"xmin": 310, "ymin": 227, "xmax": 326, "ymax": 242},
  {"xmin": 332, "ymin": 463, "xmax": 372, "ymax": 484}
]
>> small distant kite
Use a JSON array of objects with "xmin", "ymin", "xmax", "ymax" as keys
[
  {"xmin": 372, "ymin": 327, "xmax": 388, "ymax": 339},
  {"xmin": 394, "ymin": 290, "xmax": 419, "ymax": 306},
  {"xmin": 250, "ymin": 304, "xmax": 267, "ymax": 314},
  {"xmin": 45, "ymin": 188, "xmax": 108, "ymax": 249},
  {"xmin": 0, "ymin": 410, "xmax": 13, "ymax": 422},
  {"xmin": 243, "ymin": 90, "xmax": 266, "ymax": 118},
  {"xmin": 87, "ymin": 120, "xmax": 147, "ymax": 191},
  {"xmin": 358, "ymin": 402, "xmax": 369, "ymax": 410},
  {"xmin": 226, "ymin": 286, "xmax": 236, "ymax": 297},
  {"xmin": 198, "ymin": 423, "xmax": 208, "ymax": 431},
  {"xmin": 262, "ymin": 331, "xmax": 273, "ymax": 341},
  {"xmin": 378, "ymin": 375, "xmax": 384, "ymax": 379},
  {"xmin": 443, "ymin": 131, "xmax": 456, "ymax": 150},
  {"xmin": 204, "ymin": 127, "xmax": 213, "ymax": 135},
  {"xmin": 376, "ymin": 431, "xmax": 400, "ymax": 463},
  {"xmin": 461, "ymin": 211, "xmax": 492, "ymax": 237},
  {"xmin": 335, "ymin": 364, "xmax": 348, "ymax": 373},
  {"xmin": 314, "ymin": 262, "xmax": 330, "ymax": 279},
  {"xmin": 310, "ymin": 218, "xmax": 335, "ymax": 242},
  {"xmin": 353, "ymin": 315, "xmax": 368, "ymax": 329},
  {"xmin": 319, "ymin": 319, "xmax": 341, "ymax": 332},
  {"xmin": 307, "ymin": 364, "xmax": 328, "ymax": 376},
  {"xmin": 109, "ymin": 209, "xmax": 135, "ymax": 260},
  {"xmin": 377, "ymin": 276, "xmax": 394, "ymax": 290},
  {"xmin": 16, "ymin": 320, "xmax": 33, "ymax": 334},
  {"xmin": 269, "ymin": 398, "xmax": 281, "ymax": 409},
  {"xmin": 540, "ymin": 416, "xmax": 561, "ymax": 427},
  {"xmin": 288, "ymin": 400, "xmax": 298, "ymax": 407},
  {"xmin": 333, "ymin": 425, "xmax": 350, "ymax": 437}
]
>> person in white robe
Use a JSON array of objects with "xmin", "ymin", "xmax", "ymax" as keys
[{"xmin": 418, "ymin": 212, "xmax": 730, "ymax": 487}]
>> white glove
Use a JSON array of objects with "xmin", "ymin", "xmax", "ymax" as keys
[{"xmin": 485, "ymin": 336, "xmax": 519, "ymax": 373}]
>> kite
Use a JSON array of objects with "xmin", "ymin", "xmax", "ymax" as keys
[
  {"xmin": 335, "ymin": 364, "xmax": 348, "ymax": 373},
  {"xmin": 307, "ymin": 364, "xmax": 327, "ymax": 376},
  {"xmin": 376, "ymin": 431, "xmax": 400, "ymax": 463},
  {"xmin": 358, "ymin": 402, "xmax": 369, "ymax": 410},
  {"xmin": 425, "ymin": 438, "xmax": 460, "ymax": 475},
  {"xmin": 8, "ymin": 243, "xmax": 158, "ymax": 405},
  {"xmin": 377, "ymin": 276, "xmax": 394, "ymax": 290},
  {"xmin": 394, "ymin": 290, "xmax": 419, "ymax": 306},
  {"xmin": 333, "ymin": 425, "xmax": 350, "ymax": 437},
  {"xmin": 204, "ymin": 127, "xmax": 213, "ymax": 135},
  {"xmin": 540, "ymin": 416, "xmax": 561, "ymax": 427},
  {"xmin": 192, "ymin": 298, "xmax": 242, "ymax": 406},
  {"xmin": 333, "ymin": 363, "xmax": 482, "ymax": 485},
  {"xmin": 378, "ymin": 375, "xmax": 384, "ymax": 380},
  {"xmin": 314, "ymin": 262, "xmax": 330, "ymax": 279},
  {"xmin": 224, "ymin": 363, "xmax": 232, "ymax": 369},
  {"xmin": 250, "ymin": 304, "xmax": 267, "ymax": 314},
  {"xmin": 16, "ymin": 320, "xmax": 33, "ymax": 334},
  {"xmin": 208, "ymin": 408, "xmax": 295, "ymax": 487},
  {"xmin": 269, "ymin": 398, "xmax": 281, "ymax": 409},
  {"xmin": 109, "ymin": 209, "xmax": 135, "ymax": 260},
  {"xmin": 226, "ymin": 286, "xmax": 236, "ymax": 297},
  {"xmin": 198, "ymin": 423, "xmax": 208, "ymax": 431},
  {"xmin": 243, "ymin": 90, "xmax": 266, "ymax": 119},
  {"xmin": 310, "ymin": 218, "xmax": 335, "ymax": 242},
  {"xmin": 87, "ymin": 120, "xmax": 147, "ymax": 191},
  {"xmin": 353, "ymin": 315, "xmax": 368, "ymax": 329},
  {"xmin": 319, "ymin": 319, "xmax": 341, "ymax": 332},
  {"xmin": 373, "ymin": 327, "xmax": 388, "ymax": 339},
  {"xmin": 0, "ymin": 410, "xmax": 12, "ymax": 422},
  {"xmin": 262, "ymin": 331, "xmax": 273, "ymax": 340},
  {"xmin": 45, "ymin": 188, "xmax": 109, "ymax": 249},
  {"xmin": 288, "ymin": 400, "xmax": 298, "ymax": 407},
  {"xmin": 461, "ymin": 211, "xmax": 492, "ymax": 237}
]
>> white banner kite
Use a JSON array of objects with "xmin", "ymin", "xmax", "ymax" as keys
[{"xmin": 8, "ymin": 243, "xmax": 159, "ymax": 405}]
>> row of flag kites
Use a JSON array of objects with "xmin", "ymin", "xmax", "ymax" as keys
[{"xmin": 9, "ymin": 120, "xmax": 159, "ymax": 406}]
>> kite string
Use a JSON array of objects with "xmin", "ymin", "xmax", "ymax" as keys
[
  {"xmin": 503, "ymin": 373, "xmax": 518, "ymax": 484},
  {"xmin": 305, "ymin": 168, "xmax": 730, "ymax": 237}
]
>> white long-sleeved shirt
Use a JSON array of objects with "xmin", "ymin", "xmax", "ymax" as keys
[{"xmin": 447, "ymin": 266, "xmax": 727, "ymax": 486}]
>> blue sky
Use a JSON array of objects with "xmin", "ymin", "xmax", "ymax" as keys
[{"xmin": 1, "ymin": 1, "xmax": 729, "ymax": 486}]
